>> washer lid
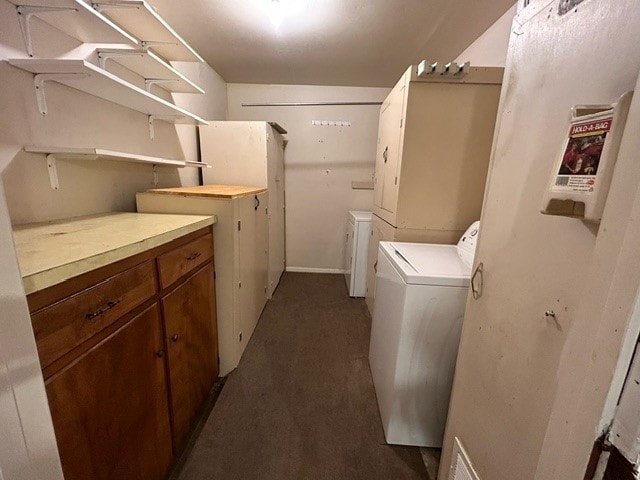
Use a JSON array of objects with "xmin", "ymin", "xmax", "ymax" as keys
[
  {"xmin": 380, "ymin": 242, "xmax": 471, "ymax": 287},
  {"xmin": 349, "ymin": 211, "xmax": 373, "ymax": 222}
]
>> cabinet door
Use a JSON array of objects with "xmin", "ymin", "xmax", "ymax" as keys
[
  {"xmin": 267, "ymin": 129, "xmax": 286, "ymax": 297},
  {"xmin": 380, "ymin": 83, "xmax": 406, "ymax": 214},
  {"xmin": 364, "ymin": 216, "xmax": 397, "ymax": 314},
  {"xmin": 344, "ymin": 219, "xmax": 355, "ymax": 293},
  {"xmin": 238, "ymin": 193, "xmax": 269, "ymax": 355},
  {"xmin": 162, "ymin": 263, "xmax": 219, "ymax": 452},
  {"xmin": 46, "ymin": 305, "xmax": 172, "ymax": 480}
]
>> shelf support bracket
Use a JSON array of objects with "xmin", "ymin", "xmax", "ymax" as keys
[
  {"xmin": 145, "ymin": 79, "xmax": 174, "ymax": 93},
  {"xmin": 46, "ymin": 154, "xmax": 59, "ymax": 190},
  {"xmin": 16, "ymin": 5, "xmax": 77, "ymax": 57},
  {"xmin": 148, "ymin": 114, "xmax": 184, "ymax": 140},
  {"xmin": 140, "ymin": 40, "xmax": 179, "ymax": 52},
  {"xmin": 97, "ymin": 50, "xmax": 145, "ymax": 70},
  {"xmin": 34, "ymin": 73, "xmax": 89, "ymax": 115}
]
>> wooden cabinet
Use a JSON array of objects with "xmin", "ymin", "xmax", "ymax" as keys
[
  {"xmin": 137, "ymin": 185, "xmax": 269, "ymax": 375},
  {"xmin": 25, "ymin": 226, "xmax": 218, "ymax": 480},
  {"xmin": 199, "ymin": 121, "xmax": 286, "ymax": 298},
  {"xmin": 162, "ymin": 263, "xmax": 218, "ymax": 451},
  {"xmin": 46, "ymin": 305, "xmax": 172, "ymax": 480},
  {"xmin": 367, "ymin": 65, "xmax": 504, "ymax": 313}
]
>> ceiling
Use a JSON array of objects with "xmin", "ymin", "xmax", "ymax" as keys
[{"xmin": 150, "ymin": 0, "xmax": 514, "ymax": 87}]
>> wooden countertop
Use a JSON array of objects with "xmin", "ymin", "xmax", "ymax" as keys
[
  {"xmin": 14, "ymin": 212, "xmax": 216, "ymax": 295},
  {"xmin": 145, "ymin": 185, "xmax": 267, "ymax": 198}
]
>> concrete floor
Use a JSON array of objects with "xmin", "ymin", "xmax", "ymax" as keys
[{"xmin": 177, "ymin": 272, "xmax": 428, "ymax": 480}]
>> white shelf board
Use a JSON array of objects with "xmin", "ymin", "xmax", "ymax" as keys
[
  {"xmin": 11, "ymin": 0, "xmax": 138, "ymax": 47},
  {"xmin": 8, "ymin": 59, "xmax": 208, "ymax": 125},
  {"xmin": 97, "ymin": 48, "xmax": 204, "ymax": 94},
  {"xmin": 24, "ymin": 146, "xmax": 187, "ymax": 166},
  {"xmin": 93, "ymin": 1, "xmax": 204, "ymax": 62}
]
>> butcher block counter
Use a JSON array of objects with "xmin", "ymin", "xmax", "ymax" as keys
[
  {"xmin": 146, "ymin": 184, "xmax": 267, "ymax": 198},
  {"xmin": 14, "ymin": 212, "xmax": 215, "ymax": 295},
  {"xmin": 14, "ymin": 212, "xmax": 220, "ymax": 480}
]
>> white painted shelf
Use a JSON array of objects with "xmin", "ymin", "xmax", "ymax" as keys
[
  {"xmin": 96, "ymin": 48, "xmax": 204, "ymax": 94},
  {"xmin": 25, "ymin": 146, "xmax": 187, "ymax": 166},
  {"xmin": 93, "ymin": 1, "xmax": 204, "ymax": 63},
  {"xmin": 8, "ymin": 59, "xmax": 208, "ymax": 125},
  {"xmin": 10, "ymin": 0, "xmax": 137, "ymax": 56},
  {"xmin": 25, "ymin": 146, "xmax": 211, "ymax": 189}
]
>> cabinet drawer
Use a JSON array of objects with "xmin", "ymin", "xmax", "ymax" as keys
[
  {"xmin": 32, "ymin": 261, "xmax": 157, "ymax": 369},
  {"xmin": 157, "ymin": 233, "xmax": 213, "ymax": 290}
]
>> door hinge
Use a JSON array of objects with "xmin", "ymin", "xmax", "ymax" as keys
[
  {"xmin": 238, "ymin": 220, "xmax": 241, "ymax": 231},
  {"xmin": 213, "ymin": 271, "xmax": 216, "ymax": 280}
]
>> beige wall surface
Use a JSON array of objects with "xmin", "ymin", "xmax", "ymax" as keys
[
  {"xmin": 454, "ymin": 3, "xmax": 517, "ymax": 67},
  {"xmin": 0, "ymin": 0, "xmax": 227, "ymax": 225},
  {"xmin": 440, "ymin": 1, "xmax": 640, "ymax": 479},
  {"xmin": 227, "ymin": 83, "xmax": 389, "ymax": 272}
]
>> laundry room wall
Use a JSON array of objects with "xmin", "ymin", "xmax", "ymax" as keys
[
  {"xmin": 0, "ymin": 0, "xmax": 227, "ymax": 225},
  {"xmin": 439, "ymin": 1, "xmax": 640, "ymax": 479},
  {"xmin": 454, "ymin": 3, "xmax": 517, "ymax": 67},
  {"xmin": 226, "ymin": 83, "xmax": 389, "ymax": 273}
]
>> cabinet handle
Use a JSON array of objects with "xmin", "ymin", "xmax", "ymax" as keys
[
  {"xmin": 171, "ymin": 334, "xmax": 180, "ymax": 342},
  {"xmin": 186, "ymin": 252, "xmax": 201, "ymax": 261},
  {"xmin": 373, "ymin": 260, "xmax": 378, "ymax": 273},
  {"xmin": 383, "ymin": 146, "xmax": 389, "ymax": 164},
  {"xmin": 155, "ymin": 350, "xmax": 165, "ymax": 358},
  {"xmin": 85, "ymin": 299, "xmax": 121, "ymax": 320},
  {"xmin": 254, "ymin": 195, "xmax": 261, "ymax": 211}
]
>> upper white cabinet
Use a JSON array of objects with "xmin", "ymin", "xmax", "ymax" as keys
[
  {"xmin": 373, "ymin": 65, "xmax": 504, "ymax": 242},
  {"xmin": 199, "ymin": 122, "xmax": 287, "ymax": 298}
]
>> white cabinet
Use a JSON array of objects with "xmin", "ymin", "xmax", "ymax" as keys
[
  {"xmin": 199, "ymin": 121, "xmax": 286, "ymax": 298},
  {"xmin": 136, "ymin": 185, "xmax": 268, "ymax": 375},
  {"xmin": 344, "ymin": 211, "xmax": 372, "ymax": 297}
]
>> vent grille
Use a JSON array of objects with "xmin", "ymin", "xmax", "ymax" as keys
[{"xmin": 449, "ymin": 437, "xmax": 480, "ymax": 480}]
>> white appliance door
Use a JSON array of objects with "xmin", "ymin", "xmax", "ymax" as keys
[{"xmin": 344, "ymin": 218, "xmax": 355, "ymax": 295}]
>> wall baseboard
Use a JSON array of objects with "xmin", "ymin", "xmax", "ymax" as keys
[{"xmin": 286, "ymin": 267, "xmax": 346, "ymax": 274}]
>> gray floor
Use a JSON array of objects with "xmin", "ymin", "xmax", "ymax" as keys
[{"xmin": 178, "ymin": 272, "xmax": 428, "ymax": 480}]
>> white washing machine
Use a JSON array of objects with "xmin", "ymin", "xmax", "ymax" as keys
[{"xmin": 369, "ymin": 222, "xmax": 479, "ymax": 447}]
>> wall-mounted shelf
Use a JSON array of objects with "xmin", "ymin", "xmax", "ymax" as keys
[
  {"xmin": 25, "ymin": 146, "xmax": 211, "ymax": 190},
  {"xmin": 96, "ymin": 48, "xmax": 204, "ymax": 94},
  {"xmin": 12, "ymin": 0, "xmax": 137, "ymax": 57},
  {"xmin": 9, "ymin": 59, "xmax": 208, "ymax": 138},
  {"xmin": 93, "ymin": 1, "xmax": 204, "ymax": 63}
]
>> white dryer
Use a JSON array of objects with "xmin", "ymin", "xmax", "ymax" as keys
[{"xmin": 369, "ymin": 222, "xmax": 479, "ymax": 447}]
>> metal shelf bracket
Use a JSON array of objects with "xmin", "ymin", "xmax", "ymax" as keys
[
  {"xmin": 97, "ymin": 50, "xmax": 145, "ymax": 70},
  {"xmin": 16, "ymin": 5, "xmax": 77, "ymax": 57},
  {"xmin": 46, "ymin": 153, "xmax": 59, "ymax": 190},
  {"xmin": 148, "ymin": 114, "xmax": 184, "ymax": 140},
  {"xmin": 34, "ymin": 73, "xmax": 89, "ymax": 115},
  {"xmin": 144, "ymin": 78, "xmax": 174, "ymax": 93}
]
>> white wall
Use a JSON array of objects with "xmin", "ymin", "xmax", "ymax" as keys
[
  {"xmin": 439, "ymin": 1, "xmax": 640, "ymax": 479},
  {"xmin": 227, "ymin": 83, "xmax": 389, "ymax": 272},
  {"xmin": 0, "ymin": 0, "xmax": 227, "ymax": 225},
  {"xmin": 454, "ymin": 3, "xmax": 517, "ymax": 67}
]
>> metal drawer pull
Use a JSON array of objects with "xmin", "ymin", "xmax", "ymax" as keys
[
  {"xmin": 171, "ymin": 334, "xmax": 180, "ymax": 342},
  {"xmin": 186, "ymin": 252, "xmax": 201, "ymax": 261},
  {"xmin": 373, "ymin": 260, "xmax": 378, "ymax": 273},
  {"xmin": 155, "ymin": 350, "xmax": 165, "ymax": 358},
  {"xmin": 85, "ymin": 299, "xmax": 121, "ymax": 320},
  {"xmin": 471, "ymin": 262, "xmax": 483, "ymax": 300},
  {"xmin": 383, "ymin": 146, "xmax": 389, "ymax": 164},
  {"xmin": 254, "ymin": 195, "xmax": 261, "ymax": 211}
]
